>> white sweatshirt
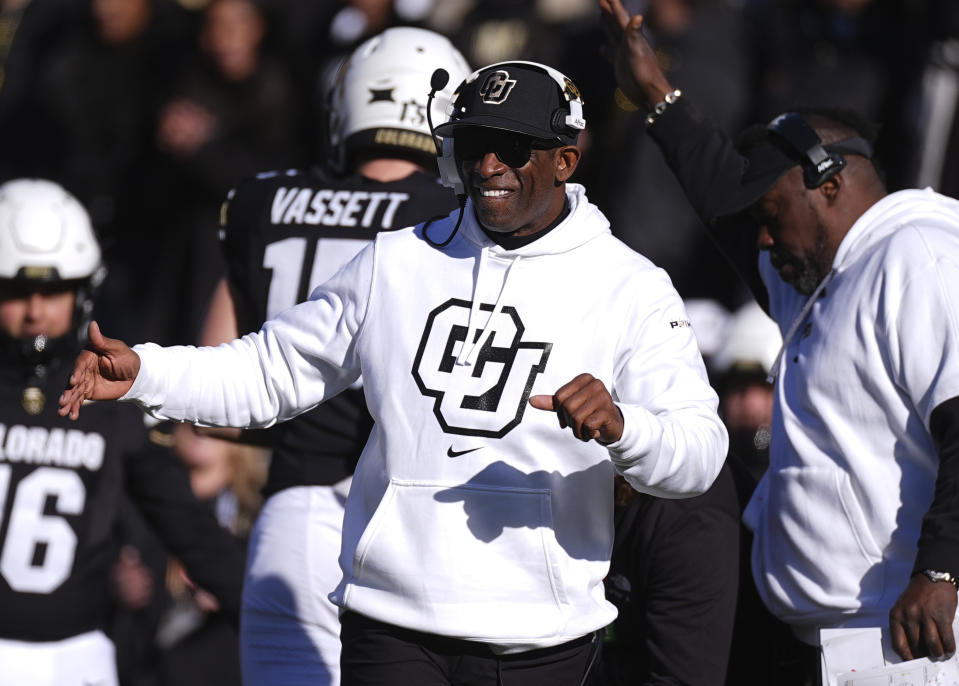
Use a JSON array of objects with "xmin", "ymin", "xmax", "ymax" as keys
[
  {"xmin": 124, "ymin": 183, "xmax": 727, "ymax": 652},
  {"xmin": 745, "ymin": 188, "xmax": 959, "ymax": 643}
]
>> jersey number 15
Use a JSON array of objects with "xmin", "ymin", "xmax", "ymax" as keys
[{"xmin": 263, "ymin": 236, "xmax": 369, "ymax": 318}]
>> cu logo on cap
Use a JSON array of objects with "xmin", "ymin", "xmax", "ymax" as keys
[{"xmin": 479, "ymin": 71, "xmax": 516, "ymax": 105}]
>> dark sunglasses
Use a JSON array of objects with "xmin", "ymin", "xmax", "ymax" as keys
[{"xmin": 453, "ymin": 128, "xmax": 558, "ymax": 168}]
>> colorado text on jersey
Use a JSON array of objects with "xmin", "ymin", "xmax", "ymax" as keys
[{"xmin": 0, "ymin": 424, "xmax": 104, "ymax": 471}]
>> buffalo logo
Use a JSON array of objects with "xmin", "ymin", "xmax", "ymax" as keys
[
  {"xmin": 21, "ymin": 387, "xmax": 44, "ymax": 415},
  {"xmin": 412, "ymin": 299, "xmax": 551, "ymax": 438},
  {"xmin": 368, "ymin": 88, "xmax": 395, "ymax": 103},
  {"xmin": 563, "ymin": 77, "xmax": 582, "ymax": 103},
  {"xmin": 479, "ymin": 71, "xmax": 516, "ymax": 105}
]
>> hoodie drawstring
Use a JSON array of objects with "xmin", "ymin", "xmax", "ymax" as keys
[
  {"xmin": 455, "ymin": 251, "xmax": 523, "ymax": 367},
  {"xmin": 766, "ymin": 268, "xmax": 836, "ymax": 384}
]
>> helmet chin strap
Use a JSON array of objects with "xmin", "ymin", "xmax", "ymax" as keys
[
  {"xmin": 0, "ymin": 328, "xmax": 78, "ymax": 414},
  {"xmin": 0, "ymin": 329, "xmax": 76, "ymax": 374}
]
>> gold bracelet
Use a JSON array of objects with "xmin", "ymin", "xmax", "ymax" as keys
[
  {"xmin": 644, "ymin": 89, "xmax": 682, "ymax": 127},
  {"xmin": 614, "ymin": 87, "xmax": 640, "ymax": 112}
]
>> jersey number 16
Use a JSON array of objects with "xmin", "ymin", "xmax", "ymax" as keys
[{"xmin": 0, "ymin": 466, "xmax": 84, "ymax": 593}]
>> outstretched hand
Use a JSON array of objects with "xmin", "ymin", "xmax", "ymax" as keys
[
  {"xmin": 889, "ymin": 573, "xmax": 958, "ymax": 660},
  {"xmin": 599, "ymin": 0, "xmax": 676, "ymax": 110},
  {"xmin": 529, "ymin": 373, "xmax": 624, "ymax": 444},
  {"xmin": 58, "ymin": 321, "xmax": 141, "ymax": 420}
]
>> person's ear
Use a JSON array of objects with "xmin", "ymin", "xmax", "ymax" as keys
[
  {"xmin": 554, "ymin": 146, "xmax": 581, "ymax": 184},
  {"xmin": 818, "ymin": 174, "xmax": 841, "ymax": 205}
]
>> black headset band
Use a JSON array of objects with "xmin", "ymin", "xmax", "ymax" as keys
[
  {"xmin": 768, "ymin": 113, "xmax": 822, "ymax": 156},
  {"xmin": 767, "ymin": 112, "xmax": 873, "ymax": 188},
  {"xmin": 824, "ymin": 137, "xmax": 873, "ymax": 159}
]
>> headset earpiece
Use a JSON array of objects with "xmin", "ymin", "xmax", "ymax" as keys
[
  {"xmin": 437, "ymin": 136, "xmax": 464, "ymax": 196},
  {"xmin": 767, "ymin": 112, "xmax": 846, "ymax": 189},
  {"xmin": 550, "ymin": 109, "xmax": 570, "ymax": 137},
  {"xmin": 427, "ymin": 71, "xmax": 466, "ymax": 196}
]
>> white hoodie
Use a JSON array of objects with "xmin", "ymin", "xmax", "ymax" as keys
[
  {"xmin": 124, "ymin": 183, "xmax": 727, "ymax": 652},
  {"xmin": 745, "ymin": 188, "xmax": 959, "ymax": 644}
]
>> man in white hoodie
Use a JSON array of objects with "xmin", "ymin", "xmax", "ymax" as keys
[
  {"xmin": 602, "ymin": 0, "xmax": 959, "ymax": 680},
  {"xmin": 58, "ymin": 60, "xmax": 728, "ymax": 685}
]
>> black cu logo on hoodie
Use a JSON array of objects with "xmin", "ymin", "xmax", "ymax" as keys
[{"xmin": 412, "ymin": 299, "xmax": 551, "ymax": 438}]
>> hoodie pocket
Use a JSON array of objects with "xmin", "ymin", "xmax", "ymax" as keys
[
  {"xmin": 833, "ymin": 469, "xmax": 884, "ymax": 563},
  {"xmin": 753, "ymin": 465, "xmax": 886, "ymax": 617},
  {"xmin": 349, "ymin": 479, "xmax": 568, "ymax": 640}
]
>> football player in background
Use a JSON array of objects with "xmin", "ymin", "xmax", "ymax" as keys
[
  {"xmin": 0, "ymin": 178, "xmax": 244, "ymax": 686},
  {"xmin": 193, "ymin": 26, "xmax": 470, "ymax": 686}
]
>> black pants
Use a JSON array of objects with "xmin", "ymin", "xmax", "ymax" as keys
[{"xmin": 340, "ymin": 611, "xmax": 602, "ymax": 686}]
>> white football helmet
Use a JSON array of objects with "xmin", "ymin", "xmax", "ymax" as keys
[
  {"xmin": 0, "ymin": 178, "xmax": 105, "ymax": 356},
  {"xmin": 0, "ymin": 178, "xmax": 104, "ymax": 285},
  {"xmin": 327, "ymin": 26, "xmax": 471, "ymax": 172},
  {"xmin": 711, "ymin": 301, "xmax": 782, "ymax": 377}
]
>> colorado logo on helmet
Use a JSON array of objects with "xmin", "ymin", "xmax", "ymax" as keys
[{"xmin": 412, "ymin": 299, "xmax": 551, "ymax": 438}]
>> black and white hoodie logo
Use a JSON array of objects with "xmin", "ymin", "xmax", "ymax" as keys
[{"xmin": 412, "ymin": 299, "xmax": 551, "ymax": 438}]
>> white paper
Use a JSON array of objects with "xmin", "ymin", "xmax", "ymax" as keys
[
  {"xmin": 819, "ymin": 626, "xmax": 959, "ymax": 686},
  {"xmin": 836, "ymin": 653, "xmax": 959, "ymax": 686},
  {"xmin": 821, "ymin": 627, "xmax": 886, "ymax": 686}
]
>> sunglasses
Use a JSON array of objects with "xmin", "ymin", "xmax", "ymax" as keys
[{"xmin": 453, "ymin": 128, "xmax": 558, "ymax": 168}]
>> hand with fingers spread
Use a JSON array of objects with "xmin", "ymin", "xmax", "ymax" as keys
[
  {"xmin": 529, "ymin": 373, "xmax": 625, "ymax": 444},
  {"xmin": 599, "ymin": 0, "xmax": 676, "ymax": 111},
  {"xmin": 58, "ymin": 321, "xmax": 141, "ymax": 420},
  {"xmin": 889, "ymin": 573, "xmax": 959, "ymax": 660}
]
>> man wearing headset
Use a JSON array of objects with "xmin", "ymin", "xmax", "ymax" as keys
[
  {"xmin": 602, "ymin": 0, "xmax": 959, "ymax": 679},
  {"xmin": 196, "ymin": 27, "xmax": 470, "ymax": 686},
  {"xmin": 58, "ymin": 59, "xmax": 728, "ymax": 685}
]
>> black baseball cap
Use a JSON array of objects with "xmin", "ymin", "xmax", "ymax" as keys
[
  {"xmin": 435, "ymin": 61, "xmax": 586, "ymax": 145},
  {"xmin": 721, "ymin": 119, "xmax": 874, "ymax": 217}
]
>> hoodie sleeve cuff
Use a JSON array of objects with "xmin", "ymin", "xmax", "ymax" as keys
[
  {"xmin": 121, "ymin": 343, "xmax": 170, "ymax": 409},
  {"xmin": 604, "ymin": 402, "xmax": 661, "ymax": 467}
]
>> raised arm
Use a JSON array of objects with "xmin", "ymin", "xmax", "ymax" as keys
[
  {"xmin": 599, "ymin": 0, "xmax": 675, "ymax": 113},
  {"xmin": 599, "ymin": 0, "xmax": 768, "ymax": 306}
]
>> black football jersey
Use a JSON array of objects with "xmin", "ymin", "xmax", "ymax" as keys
[
  {"xmin": 220, "ymin": 166, "xmax": 458, "ymax": 494},
  {"xmin": 0, "ymin": 353, "xmax": 244, "ymax": 642}
]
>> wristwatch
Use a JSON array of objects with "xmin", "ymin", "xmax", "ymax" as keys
[{"xmin": 921, "ymin": 569, "xmax": 959, "ymax": 587}]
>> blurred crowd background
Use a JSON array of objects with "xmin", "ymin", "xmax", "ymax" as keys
[
  {"xmin": 3, "ymin": 0, "xmax": 959, "ymax": 350},
  {"xmin": 2, "ymin": 0, "xmax": 959, "ymax": 683}
]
